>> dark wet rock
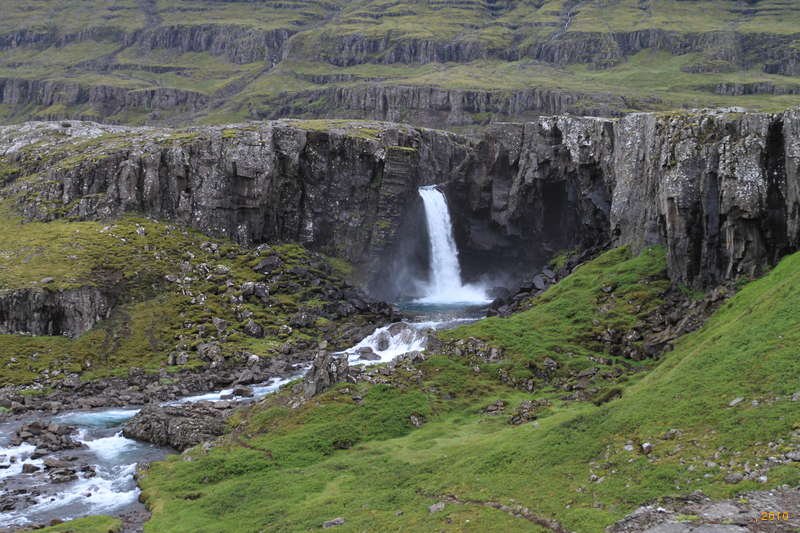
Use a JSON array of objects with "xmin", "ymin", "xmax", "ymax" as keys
[
  {"xmin": 11, "ymin": 421, "xmax": 83, "ymax": 455},
  {"xmin": 122, "ymin": 402, "xmax": 233, "ymax": 452},
  {"xmin": 243, "ymin": 319, "xmax": 264, "ymax": 338},
  {"xmin": 253, "ymin": 255, "xmax": 282, "ymax": 275},
  {"xmin": 231, "ymin": 385, "xmax": 253, "ymax": 398},
  {"xmin": 49, "ymin": 468, "xmax": 78, "ymax": 483},
  {"xmin": 356, "ymin": 347, "xmax": 381, "ymax": 361}
]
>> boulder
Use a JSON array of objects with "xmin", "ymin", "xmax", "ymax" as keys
[
  {"xmin": 356, "ymin": 347, "xmax": 381, "ymax": 361},
  {"xmin": 253, "ymin": 255, "xmax": 282, "ymax": 275},
  {"xmin": 303, "ymin": 351, "xmax": 350, "ymax": 398},
  {"xmin": 231, "ymin": 385, "xmax": 254, "ymax": 397},
  {"xmin": 243, "ymin": 319, "xmax": 264, "ymax": 338},
  {"xmin": 122, "ymin": 402, "xmax": 233, "ymax": 451}
]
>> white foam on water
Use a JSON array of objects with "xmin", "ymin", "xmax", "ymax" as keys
[
  {"xmin": 415, "ymin": 186, "xmax": 491, "ymax": 305},
  {"xmin": 341, "ymin": 317, "xmax": 482, "ymax": 366},
  {"xmin": 0, "ymin": 442, "xmax": 39, "ymax": 480},
  {"xmin": 1, "ymin": 462, "xmax": 139, "ymax": 527},
  {"xmin": 343, "ymin": 322, "xmax": 428, "ymax": 365},
  {"xmin": 250, "ymin": 373, "xmax": 302, "ymax": 398},
  {"xmin": 171, "ymin": 371, "xmax": 303, "ymax": 405},
  {"xmin": 83, "ymin": 431, "xmax": 137, "ymax": 462},
  {"xmin": 0, "ymin": 366, "xmax": 307, "ymax": 528}
]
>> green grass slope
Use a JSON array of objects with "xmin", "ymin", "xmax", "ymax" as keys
[
  {"xmin": 137, "ymin": 246, "xmax": 800, "ymax": 532},
  {"xmin": 0, "ymin": 206, "xmax": 370, "ymax": 387}
]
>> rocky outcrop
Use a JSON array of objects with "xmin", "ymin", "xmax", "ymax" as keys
[
  {"xmin": 312, "ymin": 34, "xmax": 489, "ymax": 66},
  {"xmin": 137, "ymin": 25, "xmax": 293, "ymax": 65},
  {"xmin": 303, "ymin": 350, "xmax": 350, "ymax": 398},
  {"xmin": 2, "ymin": 110, "xmax": 800, "ymax": 291},
  {"xmin": 262, "ymin": 85, "xmax": 631, "ymax": 127},
  {"xmin": 308, "ymin": 29, "xmax": 800, "ymax": 74},
  {"xmin": 449, "ymin": 110, "xmax": 800, "ymax": 288},
  {"xmin": 9, "ymin": 421, "xmax": 83, "ymax": 458},
  {"xmin": 707, "ymin": 82, "xmax": 800, "ymax": 96},
  {"xmin": 1, "ymin": 121, "xmax": 468, "ymax": 284},
  {"xmin": 611, "ymin": 110, "xmax": 800, "ymax": 286},
  {"xmin": 122, "ymin": 402, "xmax": 233, "ymax": 451},
  {"xmin": 609, "ymin": 489, "xmax": 800, "ymax": 532},
  {"xmin": 0, "ymin": 287, "xmax": 112, "ymax": 338},
  {"xmin": 0, "ymin": 78, "xmax": 209, "ymax": 116},
  {"xmin": 445, "ymin": 117, "xmax": 615, "ymax": 281}
]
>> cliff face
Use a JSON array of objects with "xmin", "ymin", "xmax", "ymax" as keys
[
  {"xmin": 261, "ymin": 86, "xmax": 631, "ymax": 128},
  {"xmin": 2, "ymin": 1, "xmax": 800, "ymax": 126},
  {"xmin": 0, "ymin": 287, "xmax": 112, "ymax": 338},
  {"xmin": 2, "ymin": 121, "xmax": 469, "ymax": 287},
  {"xmin": 611, "ymin": 110, "xmax": 800, "ymax": 286},
  {"xmin": 455, "ymin": 110, "xmax": 800, "ymax": 288},
  {"xmin": 0, "ymin": 79, "xmax": 210, "ymax": 115},
  {"xmin": 2, "ymin": 110, "xmax": 799, "ymax": 293}
]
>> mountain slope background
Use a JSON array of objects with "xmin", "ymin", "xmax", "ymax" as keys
[{"xmin": 2, "ymin": 0, "xmax": 800, "ymax": 127}]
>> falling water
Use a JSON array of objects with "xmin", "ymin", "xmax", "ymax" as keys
[{"xmin": 416, "ymin": 186, "xmax": 489, "ymax": 305}]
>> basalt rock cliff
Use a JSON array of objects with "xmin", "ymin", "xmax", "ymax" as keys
[
  {"xmin": 1, "ymin": 109, "xmax": 798, "ymax": 296},
  {"xmin": 2, "ymin": 0, "xmax": 800, "ymax": 125}
]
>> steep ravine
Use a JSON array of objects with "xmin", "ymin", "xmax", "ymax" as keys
[{"xmin": 1, "ymin": 109, "xmax": 799, "ymax": 295}]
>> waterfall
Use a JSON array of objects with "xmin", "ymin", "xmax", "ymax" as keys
[{"xmin": 416, "ymin": 186, "xmax": 489, "ymax": 304}]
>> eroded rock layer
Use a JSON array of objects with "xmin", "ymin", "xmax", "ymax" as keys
[{"xmin": 1, "ymin": 110, "xmax": 798, "ymax": 292}]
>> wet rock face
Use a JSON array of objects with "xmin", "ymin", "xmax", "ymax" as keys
[
  {"xmin": 0, "ymin": 287, "xmax": 112, "ymax": 338},
  {"xmin": 450, "ymin": 111, "xmax": 800, "ymax": 288},
  {"xmin": 2, "ymin": 121, "xmax": 466, "ymax": 284},
  {"xmin": 446, "ymin": 118, "xmax": 615, "ymax": 281}
]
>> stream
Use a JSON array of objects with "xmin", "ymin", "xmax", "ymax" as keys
[{"xmin": 0, "ymin": 185, "xmax": 491, "ymax": 529}]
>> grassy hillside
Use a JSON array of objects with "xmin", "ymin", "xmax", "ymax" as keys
[
  {"xmin": 1, "ymin": 0, "xmax": 800, "ymax": 126},
  {"xmin": 137, "ymin": 246, "xmax": 800, "ymax": 532},
  {"xmin": 0, "ymin": 204, "xmax": 372, "ymax": 386}
]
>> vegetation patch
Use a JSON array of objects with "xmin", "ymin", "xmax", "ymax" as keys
[{"xmin": 139, "ymin": 246, "xmax": 800, "ymax": 531}]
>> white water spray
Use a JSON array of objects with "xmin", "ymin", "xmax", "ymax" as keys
[{"xmin": 416, "ymin": 186, "xmax": 489, "ymax": 304}]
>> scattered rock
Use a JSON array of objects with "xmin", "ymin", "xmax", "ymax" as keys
[
  {"xmin": 243, "ymin": 319, "xmax": 264, "ymax": 338},
  {"xmin": 429, "ymin": 502, "xmax": 445, "ymax": 514},
  {"xmin": 231, "ymin": 385, "xmax": 253, "ymax": 398},
  {"xmin": 323, "ymin": 517, "xmax": 345, "ymax": 528},
  {"xmin": 724, "ymin": 473, "xmax": 743, "ymax": 484},
  {"xmin": 661, "ymin": 429, "xmax": 680, "ymax": 440}
]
